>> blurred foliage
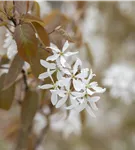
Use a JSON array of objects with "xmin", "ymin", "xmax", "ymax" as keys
[{"xmin": 0, "ymin": 1, "xmax": 135, "ymax": 150}]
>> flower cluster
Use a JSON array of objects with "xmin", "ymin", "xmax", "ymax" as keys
[
  {"xmin": 103, "ymin": 63, "xmax": 135, "ymax": 104},
  {"xmin": 39, "ymin": 41, "xmax": 106, "ymax": 117}
]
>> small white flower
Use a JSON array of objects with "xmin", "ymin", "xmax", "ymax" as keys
[
  {"xmin": 47, "ymin": 41, "xmax": 78, "ymax": 67},
  {"xmin": 38, "ymin": 40, "xmax": 106, "ymax": 117},
  {"xmin": 103, "ymin": 63, "xmax": 135, "ymax": 104}
]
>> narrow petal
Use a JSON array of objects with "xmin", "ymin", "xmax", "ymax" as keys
[
  {"xmin": 54, "ymin": 90, "xmax": 66, "ymax": 97},
  {"xmin": 51, "ymin": 92, "xmax": 58, "ymax": 105},
  {"xmin": 46, "ymin": 54, "xmax": 60, "ymax": 61},
  {"xmin": 75, "ymin": 101, "xmax": 87, "ymax": 112},
  {"xmin": 88, "ymin": 96, "xmax": 100, "ymax": 102},
  {"xmin": 38, "ymin": 70, "xmax": 55, "ymax": 80},
  {"xmin": 90, "ymin": 82, "xmax": 98, "ymax": 87},
  {"xmin": 71, "ymin": 91, "xmax": 85, "ymax": 98},
  {"xmin": 56, "ymin": 70, "xmax": 62, "ymax": 80},
  {"xmin": 93, "ymin": 87, "xmax": 106, "ymax": 93},
  {"xmin": 66, "ymin": 104, "xmax": 76, "ymax": 110},
  {"xmin": 87, "ymin": 89, "xmax": 95, "ymax": 95},
  {"xmin": 86, "ymin": 106, "xmax": 96, "ymax": 118},
  {"xmin": 64, "ymin": 51, "xmax": 78, "ymax": 57},
  {"xmin": 40, "ymin": 59, "xmax": 56, "ymax": 69},
  {"xmin": 60, "ymin": 56, "xmax": 66, "ymax": 67},
  {"xmin": 73, "ymin": 58, "xmax": 82, "ymax": 75},
  {"xmin": 76, "ymin": 68, "xmax": 89, "ymax": 79},
  {"xmin": 87, "ymin": 69, "xmax": 96, "ymax": 82},
  {"xmin": 73, "ymin": 79, "xmax": 84, "ymax": 91},
  {"xmin": 90, "ymin": 102, "xmax": 98, "ymax": 111},
  {"xmin": 49, "ymin": 43, "xmax": 60, "ymax": 52},
  {"xmin": 38, "ymin": 84, "xmax": 53, "ymax": 89},
  {"xmin": 62, "ymin": 40, "xmax": 69, "ymax": 52},
  {"xmin": 56, "ymin": 95, "xmax": 68, "ymax": 108}
]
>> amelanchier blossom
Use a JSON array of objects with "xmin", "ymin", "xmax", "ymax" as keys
[
  {"xmin": 39, "ymin": 40, "xmax": 106, "ymax": 117},
  {"xmin": 103, "ymin": 63, "xmax": 135, "ymax": 104}
]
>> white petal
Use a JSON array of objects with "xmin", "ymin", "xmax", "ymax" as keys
[
  {"xmin": 76, "ymin": 101, "xmax": 86, "ymax": 112},
  {"xmin": 56, "ymin": 70, "xmax": 62, "ymax": 80},
  {"xmin": 92, "ymin": 86, "xmax": 106, "ymax": 93},
  {"xmin": 71, "ymin": 92, "xmax": 85, "ymax": 98},
  {"xmin": 62, "ymin": 40, "xmax": 69, "ymax": 52},
  {"xmin": 57, "ymin": 77, "xmax": 71, "ymax": 87},
  {"xmin": 60, "ymin": 56, "xmax": 66, "ymax": 67},
  {"xmin": 87, "ymin": 70, "xmax": 96, "ymax": 83},
  {"xmin": 76, "ymin": 68, "xmax": 89, "ymax": 79},
  {"xmin": 64, "ymin": 51, "xmax": 78, "ymax": 57},
  {"xmin": 49, "ymin": 43, "xmax": 60, "ymax": 53},
  {"xmin": 51, "ymin": 92, "xmax": 58, "ymax": 105},
  {"xmin": 46, "ymin": 54, "xmax": 60, "ymax": 61},
  {"xmin": 56, "ymin": 95, "xmax": 68, "ymax": 108},
  {"xmin": 38, "ymin": 70, "xmax": 55, "ymax": 79},
  {"xmin": 73, "ymin": 58, "xmax": 82, "ymax": 75},
  {"xmin": 88, "ymin": 96, "xmax": 100, "ymax": 102},
  {"xmin": 90, "ymin": 82, "xmax": 98, "ymax": 87},
  {"xmin": 87, "ymin": 89, "xmax": 95, "ymax": 95},
  {"xmin": 61, "ymin": 68, "xmax": 71, "ymax": 75},
  {"xmin": 54, "ymin": 90, "xmax": 66, "ymax": 97},
  {"xmin": 90, "ymin": 102, "xmax": 98, "ymax": 111},
  {"xmin": 86, "ymin": 106, "xmax": 96, "ymax": 118},
  {"xmin": 73, "ymin": 79, "xmax": 84, "ymax": 91},
  {"xmin": 40, "ymin": 59, "xmax": 56, "ymax": 69},
  {"xmin": 66, "ymin": 104, "xmax": 76, "ymax": 110},
  {"xmin": 38, "ymin": 84, "xmax": 53, "ymax": 89}
]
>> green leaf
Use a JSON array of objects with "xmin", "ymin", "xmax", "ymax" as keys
[
  {"xmin": 31, "ymin": 22, "xmax": 50, "ymax": 47},
  {"xmin": 3, "ymin": 54, "xmax": 24, "ymax": 90},
  {"xmin": 21, "ymin": 90, "xmax": 39, "ymax": 129},
  {"xmin": 14, "ymin": 23, "xmax": 38, "ymax": 62},
  {"xmin": 0, "ymin": 74, "xmax": 15, "ymax": 110},
  {"xmin": 21, "ymin": 14, "xmax": 45, "ymax": 27}
]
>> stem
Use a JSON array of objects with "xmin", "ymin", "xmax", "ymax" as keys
[
  {"xmin": 21, "ymin": 69, "xmax": 29, "ymax": 91},
  {"xmin": 5, "ymin": 25, "xmax": 14, "ymax": 34}
]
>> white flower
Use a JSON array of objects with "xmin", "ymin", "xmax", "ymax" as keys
[
  {"xmin": 103, "ymin": 63, "xmax": 135, "ymax": 104},
  {"xmin": 3, "ymin": 30, "xmax": 17, "ymax": 60},
  {"xmin": 67, "ymin": 96, "xmax": 100, "ymax": 118},
  {"xmin": 51, "ymin": 80, "xmax": 76, "ymax": 108},
  {"xmin": 59, "ymin": 58, "xmax": 84, "ymax": 91},
  {"xmin": 47, "ymin": 41, "xmax": 78, "ymax": 67},
  {"xmin": 38, "ymin": 40, "xmax": 106, "ymax": 117},
  {"xmin": 39, "ymin": 59, "xmax": 63, "ymax": 81}
]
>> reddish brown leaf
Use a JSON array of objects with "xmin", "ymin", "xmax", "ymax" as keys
[
  {"xmin": 0, "ymin": 74, "xmax": 15, "ymax": 110},
  {"xmin": 14, "ymin": 23, "xmax": 38, "ymax": 62},
  {"xmin": 21, "ymin": 14, "xmax": 45, "ymax": 27},
  {"xmin": 31, "ymin": 22, "xmax": 50, "ymax": 47},
  {"xmin": 3, "ymin": 54, "xmax": 24, "ymax": 90},
  {"xmin": 14, "ymin": 1, "xmax": 33, "ymax": 15},
  {"xmin": 21, "ymin": 90, "xmax": 39, "ymax": 129}
]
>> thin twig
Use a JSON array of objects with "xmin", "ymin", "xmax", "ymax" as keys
[{"xmin": 21, "ymin": 69, "xmax": 29, "ymax": 91}]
